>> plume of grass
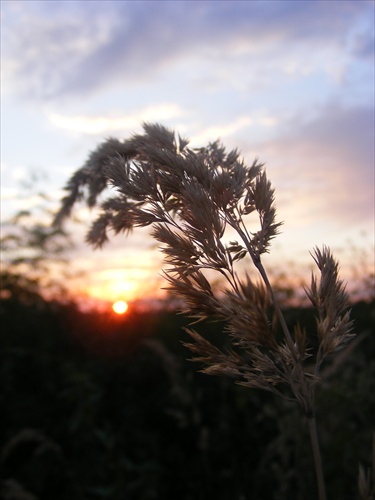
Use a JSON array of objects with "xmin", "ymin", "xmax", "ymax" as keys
[{"xmin": 54, "ymin": 122, "xmax": 356, "ymax": 500}]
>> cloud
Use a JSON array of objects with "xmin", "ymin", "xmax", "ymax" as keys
[
  {"xmin": 254, "ymin": 104, "xmax": 374, "ymax": 227},
  {"xmin": 2, "ymin": 0, "xmax": 373, "ymax": 101},
  {"xmin": 1, "ymin": 2, "xmax": 112, "ymax": 99},
  {"xmin": 49, "ymin": 103, "xmax": 184, "ymax": 135},
  {"xmin": 185, "ymin": 112, "xmax": 280, "ymax": 147},
  {"xmin": 189, "ymin": 117, "xmax": 253, "ymax": 145}
]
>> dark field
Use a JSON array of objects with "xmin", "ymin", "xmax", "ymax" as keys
[{"xmin": 1, "ymin": 298, "xmax": 374, "ymax": 500}]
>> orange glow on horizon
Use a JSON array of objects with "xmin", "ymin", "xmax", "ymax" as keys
[
  {"xmin": 112, "ymin": 300, "xmax": 129, "ymax": 314},
  {"xmin": 74, "ymin": 266, "xmax": 165, "ymax": 305}
]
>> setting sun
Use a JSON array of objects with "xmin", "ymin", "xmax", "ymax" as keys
[{"xmin": 112, "ymin": 300, "xmax": 129, "ymax": 315}]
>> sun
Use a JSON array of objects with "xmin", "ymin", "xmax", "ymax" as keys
[{"xmin": 112, "ymin": 300, "xmax": 129, "ymax": 315}]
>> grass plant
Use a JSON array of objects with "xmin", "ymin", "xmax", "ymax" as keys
[{"xmin": 54, "ymin": 123, "xmax": 357, "ymax": 500}]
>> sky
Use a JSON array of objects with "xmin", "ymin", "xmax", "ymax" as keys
[{"xmin": 1, "ymin": 0, "xmax": 374, "ymax": 307}]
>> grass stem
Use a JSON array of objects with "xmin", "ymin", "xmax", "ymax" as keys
[
  {"xmin": 308, "ymin": 415, "xmax": 327, "ymax": 500},
  {"xmin": 255, "ymin": 259, "xmax": 297, "ymax": 356}
]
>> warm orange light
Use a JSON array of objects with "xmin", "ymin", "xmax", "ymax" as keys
[{"xmin": 112, "ymin": 300, "xmax": 128, "ymax": 314}]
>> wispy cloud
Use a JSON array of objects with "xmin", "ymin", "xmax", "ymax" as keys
[
  {"xmin": 2, "ymin": 1, "xmax": 372, "ymax": 101},
  {"xmin": 189, "ymin": 117, "xmax": 253, "ymax": 144},
  {"xmin": 255, "ymin": 104, "xmax": 374, "ymax": 227},
  {"xmin": 49, "ymin": 103, "xmax": 184, "ymax": 135}
]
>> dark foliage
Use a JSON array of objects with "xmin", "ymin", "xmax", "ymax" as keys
[{"xmin": 1, "ymin": 297, "xmax": 374, "ymax": 500}]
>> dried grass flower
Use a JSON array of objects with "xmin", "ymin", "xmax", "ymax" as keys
[{"xmin": 54, "ymin": 122, "xmax": 356, "ymax": 500}]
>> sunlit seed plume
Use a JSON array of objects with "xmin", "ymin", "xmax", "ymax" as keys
[
  {"xmin": 53, "ymin": 122, "xmax": 353, "ymax": 407},
  {"xmin": 54, "ymin": 123, "xmax": 356, "ymax": 500}
]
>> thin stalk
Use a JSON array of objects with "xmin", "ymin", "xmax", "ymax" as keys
[
  {"xmin": 254, "ymin": 259, "xmax": 297, "ymax": 355},
  {"xmin": 256, "ymin": 258, "xmax": 314, "ymax": 410},
  {"xmin": 227, "ymin": 208, "xmax": 326, "ymax": 499},
  {"xmin": 230, "ymin": 218, "xmax": 297, "ymax": 356},
  {"xmin": 308, "ymin": 415, "xmax": 327, "ymax": 500},
  {"xmin": 248, "ymin": 248, "xmax": 327, "ymax": 500},
  {"xmin": 258, "ymin": 254, "xmax": 326, "ymax": 500}
]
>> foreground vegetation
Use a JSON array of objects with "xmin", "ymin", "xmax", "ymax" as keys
[
  {"xmin": 1, "ymin": 297, "xmax": 374, "ymax": 500},
  {"xmin": 52, "ymin": 122, "xmax": 374, "ymax": 499},
  {"xmin": 2, "ymin": 123, "xmax": 374, "ymax": 499}
]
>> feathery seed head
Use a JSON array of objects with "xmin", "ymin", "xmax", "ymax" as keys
[{"xmin": 54, "ymin": 123, "xmax": 355, "ymax": 414}]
